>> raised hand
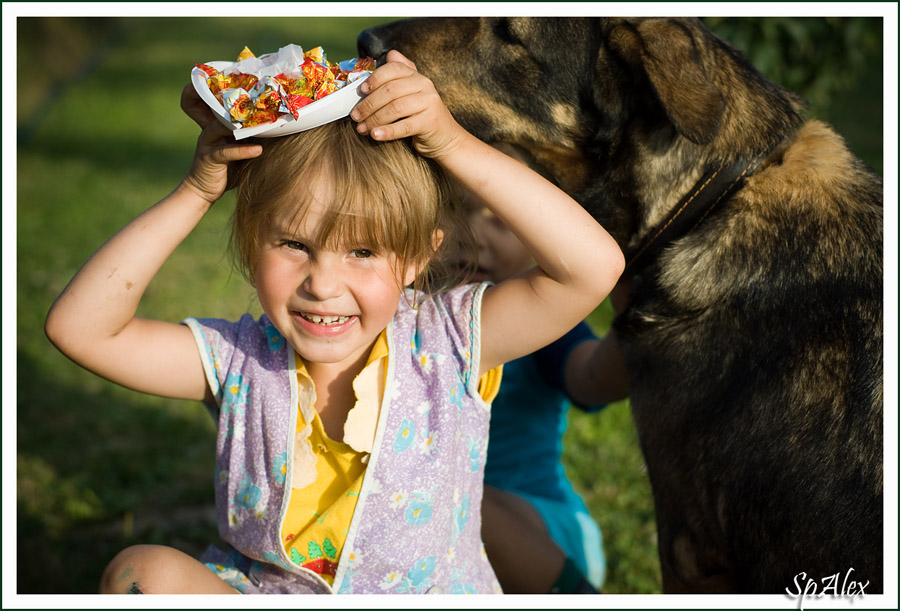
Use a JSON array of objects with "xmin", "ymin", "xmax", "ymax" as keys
[
  {"xmin": 350, "ymin": 50, "xmax": 468, "ymax": 160},
  {"xmin": 180, "ymin": 82, "xmax": 218, "ymax": 129},
  {"xmin": 181, "ymin": 121, "xmax": 262, "ymax": 205}
]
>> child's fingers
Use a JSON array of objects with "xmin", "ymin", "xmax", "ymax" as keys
[
  {"xmin": 198, "ymin": 134, "xmax": 262, "ymax": 165},
  {"xmin": 185, "ymin": 138, "xmax": 262, "ymax": 202},
  {"xmin": 366, "ymin": 115, "xmax": 421, "ymax": 142},
  {"xmin": 383, "ymin": 49, "xmax": 416, "ymax": 71},
  {"xmin": 215, "ymin": 141, "xmax": 263, "ymax": 163},
  {"xmin": 193, "ymin": 127, "xmax": 261, "ymax": 172},
  {"xmin": 353, "ymin": 84, "xmax": 416, "ymax": 126},
  {"xmin": 359, "ymin": 54, "xmax": 418, "ymax": 95},
  {"xmin": 194, "ymin": 121, "xmax": 261, "ymax": 160},
  {"xmin": 356, "ymin": 89, "xmax": 434, "ymax": 136},
  {"xmin": 354, "ymin": 58, "xmax": 425, "ymax": 118},
  {"xmin": 352, "ymin": 70, "xmax": 438, "ymax": 133},
  {"xmin": 181, "ymin": 83, "xmax": 218, "ymax": 128},
  {"xmin": 196, "ymin": 120, "xmax": 234, "ymax": 146},
  {"xmin": 350, "ymin": 49, "xmax": 461, "ymax": 155}
]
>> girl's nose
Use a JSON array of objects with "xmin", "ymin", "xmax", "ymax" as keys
[
  {"xmin": 470, "ymin": 213, "xmax": 490, "ymax": 248},
  {"xmin": 301, "ymin": 256, "xmax": 343, "ymax": 301},
  {"xmin": 471, "ymin": 217, "xmax": 492, "ymax": 259}
]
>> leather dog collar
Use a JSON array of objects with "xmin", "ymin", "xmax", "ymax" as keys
[{"xmin": 624, "ymin": 143, "xmax": 780, "ymax": 273}]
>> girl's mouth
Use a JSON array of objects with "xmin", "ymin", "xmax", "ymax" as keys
[
  {"xmin": 293, "ymin": 311, "xmax": 358, "ymax": 338},
  {"xmin": 299, "ymin": 312, "xmax": 352, "ymax": 326}
]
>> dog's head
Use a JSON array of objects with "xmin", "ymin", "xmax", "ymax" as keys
[
  {"xmin": 359, "ymin": 18, "xmax": 607, "ymax": 196},
  {"xmin": 359, "ymin": 18, "xmax": 804, "ymax": 245}
]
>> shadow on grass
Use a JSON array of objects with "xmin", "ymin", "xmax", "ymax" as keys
[
  {"xmin": 19, "ymin": 122, "xmax": 199, "ymax": 189},
  {"xmin": 17, "ymin": 350, "xmax": 221, "ymax": 594}
]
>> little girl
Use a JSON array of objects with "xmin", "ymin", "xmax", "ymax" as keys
[{"xmin": 45, "ymin": 50, "xmax": 624, "ymax": 594}]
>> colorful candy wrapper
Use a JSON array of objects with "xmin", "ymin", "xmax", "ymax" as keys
[
  {"xmin": 283, "ymin": 90, "xmax": 316, "ymax": 118},
  {"xmin": 314, "ymin": 79, "xmax": 340, "ymax": 101},
  {"xmin": 237, "ymin": 46, "xmax": 255, "ymax": 62},
  {"xmin": 300, "ymin": 56, "xmax": 332, "ymax": 84},
  {"xmin": 194, "ymin": 63, "xmax": 218, "ymax": 78},
  {"xmin": 221, "ymin": 88, "xmax": 253, "ymax": 122},
  {"xmin": 340, "ymin": 57, "xmax": 376, "ymax": 82},
  {"xmin": 251, "ymin": 76, "xmax": 287, "ymax": 112},
  {"xmin": 304, "ymin": 46, "xmax": 326, "ymax": 64}
]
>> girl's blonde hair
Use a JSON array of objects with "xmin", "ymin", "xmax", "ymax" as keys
[{"xmin": 229, "ymin": 119, "xmax": 469, "ymax": 293}]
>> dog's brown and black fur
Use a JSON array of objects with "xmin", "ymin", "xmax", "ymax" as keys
[{"xmin": 359, "ymin": 18, "xmax": 883, "ymax": 593}]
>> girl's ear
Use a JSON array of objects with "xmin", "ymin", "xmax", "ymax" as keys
[
  {"xmin": 402, "ymin": 229, "xmax": 445, "ymax": 286},
  {"xmin": 402, "ymin": 263, "xmax": 419, "ymax": 288},
  {"xmin": 431, "ymin": 229, "xmax": 445, "ymax": 253}
]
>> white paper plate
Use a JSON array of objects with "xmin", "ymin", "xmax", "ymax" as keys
[{"xmin": 191, "ymin": 60, "xmax": 369, "ymax": 139}]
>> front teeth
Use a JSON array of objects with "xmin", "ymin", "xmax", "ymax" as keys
[{"xmin": 301, "ymin": 313, "xmax": 351, "ymax": 326}]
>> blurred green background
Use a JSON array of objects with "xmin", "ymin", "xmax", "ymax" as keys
[{"xmin": 16, "ymin": 16, "xmax": 883, "ymax": 595}]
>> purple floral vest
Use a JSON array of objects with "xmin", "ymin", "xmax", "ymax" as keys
[{"xmin": 183, "ymin": 283, "xmax": 501, "ymax": 594}]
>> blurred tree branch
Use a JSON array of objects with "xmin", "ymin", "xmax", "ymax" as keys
[{"xmin": 703, "ymin": 17, "xmax": 883, "ymax": 110}]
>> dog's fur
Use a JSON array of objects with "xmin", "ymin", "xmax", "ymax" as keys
[{"xmin": 359, "ymin": 17, "xmax": 884, "ymax": 593}]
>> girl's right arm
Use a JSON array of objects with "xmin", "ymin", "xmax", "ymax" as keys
[{"xmin": 44, "ymin": 122, "xmax": 261, "ymax": 402}]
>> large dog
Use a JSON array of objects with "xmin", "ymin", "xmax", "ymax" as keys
[{"xmin": 358, "ymin": 18, "xmax": 884, "ymax": 594}]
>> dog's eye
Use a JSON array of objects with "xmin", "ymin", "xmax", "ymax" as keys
[{"xmin": 491, "ymin": 18, "xmax": 522, "ymax": 46}]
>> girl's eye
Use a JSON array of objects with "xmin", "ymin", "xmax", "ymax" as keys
[
  {"xmin": 352, "ymin": 249, "xmax": 374, "ymax": 259},
  {"xmin": 282, "ymin": 240, "xmax": 308, "ymax": 252}
]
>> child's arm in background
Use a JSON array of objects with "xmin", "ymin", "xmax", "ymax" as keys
[
  {"xmin": 565, "ymin": 277, "xmax": 632, "ymax": 406},
  {"xmin": 352, "ymin": 51, "xmax": 625, "ymax": 378},
  {"xmin": 566, "ymin": 332, "xmax": 631, "ymax": 406},
  {"xmin": 44, "ymin": 123, "xmax": 262, "ymax": 402}
]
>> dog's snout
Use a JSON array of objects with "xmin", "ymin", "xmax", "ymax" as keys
[{"xmin": 357, "ymin": 28, "xmax": 389, "ymax": 64}]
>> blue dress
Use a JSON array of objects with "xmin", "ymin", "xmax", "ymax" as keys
[{"xmin": 483, "ymin": 322, "xmax": 607, "ymax": 589}]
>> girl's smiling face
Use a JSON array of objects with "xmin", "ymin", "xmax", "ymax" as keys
[{"xmin": 254, "ymin": 181, "xmax": 417, "ymax": 370}]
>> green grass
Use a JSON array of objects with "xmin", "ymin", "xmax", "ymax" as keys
[{"xmin": 15, "ymin": 16, "xmax": 882, "ymax": 595}]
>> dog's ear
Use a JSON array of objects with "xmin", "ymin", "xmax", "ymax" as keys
[{"xmin": 610, "ymin": 18, "xmax": 724, "ymax": 145}]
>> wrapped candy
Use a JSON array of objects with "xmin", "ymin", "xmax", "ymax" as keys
[
  {"xmin": 229, "ymin": 72, "xmax": 260, "ymax": 92},
  {"xmin": 236, "ymin": 46, "xmax": 255, "ymax": 62},
  {"xmin": 206, "ymin": 71, "xmax": 229, "ymax": 96},
  {"xmin": 193, "ymin": 44, "xmax": 376, "ymax": 134},
  {"xmin": 349, "ymin": 57, "xmax": 376, "ymax": 75},
  {"xmin": 243, "ymin": 108, "xmax": 279, "ymax": 128},
  {"xmin": 300, "ymin": 56, "xmax": 332, "ymax": 84},
  {"xmin": 194, "ymin": 63, "xmax": 218, "ymax": 78},
  {"xmin": 314, "ymin": 79, "xmax": 340, "ymax": 101},
  {"xmin": 251, "ymin": 76, "xmax": 287, "ymax": 113},
  {"xmin": 283, "ymin": 89, "xmax": 316, "ymax": 117},
  {"xmin": 304, "ymin": 45, "xmax": 326, "ymax": 64},
  {"xmin": 221, "ymin": 88, "xmax": 253, "ymax": 122}
]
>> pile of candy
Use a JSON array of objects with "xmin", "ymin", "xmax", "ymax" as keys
[{"xmin": 195, "ymin": 45, "xmax": 375, "ymax": 128}]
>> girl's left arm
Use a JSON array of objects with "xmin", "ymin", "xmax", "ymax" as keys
[{"xmin": 353, "ymin": 51, "xmax": 625, "ymax": 377}]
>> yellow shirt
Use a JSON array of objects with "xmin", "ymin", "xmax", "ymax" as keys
[{"xmin": 280, "ymin": 330, "xmax": 501, "ymax": 584}]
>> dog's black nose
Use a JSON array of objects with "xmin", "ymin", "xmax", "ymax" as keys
[{"xmin": 357, "ymin": 27, "xmax": 389, "ymax": 65}]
